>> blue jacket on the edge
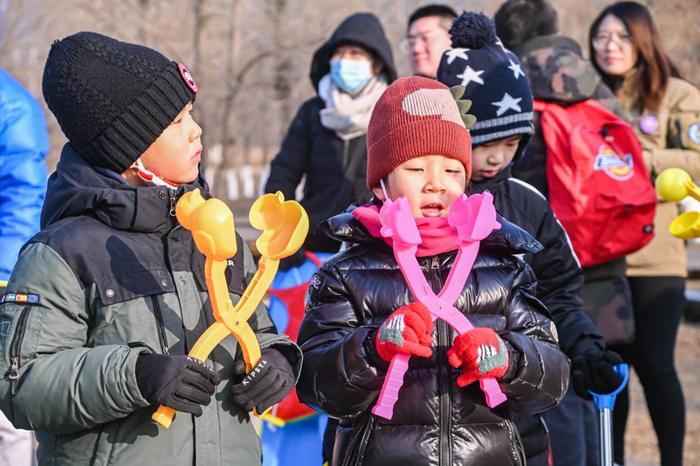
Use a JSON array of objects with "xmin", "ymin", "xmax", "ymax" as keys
[{"xmin": 0, "ymin": 68, "xmax": 49, "ymax": 281}]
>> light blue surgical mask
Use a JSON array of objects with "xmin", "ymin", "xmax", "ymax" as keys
[{"xmin": 330, "ymin": 59, "xmax": 373, "ymax": 94}]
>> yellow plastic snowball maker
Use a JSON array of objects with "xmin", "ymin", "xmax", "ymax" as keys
[
  {"xmin": 655, "ymin": 168, "xmax": 700, "ymax": 239},
  {"xmin": 655, "ymin": 168, "xmax": 700, "ymax": 202},
  {"xmin": 151, "ymin": 189, "xmax": 309, "ymax": 429}
]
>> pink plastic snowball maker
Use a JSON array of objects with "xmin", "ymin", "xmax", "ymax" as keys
[{"xmin": 371, "ymin": 192, "xmax": 507, "ymax": 420}]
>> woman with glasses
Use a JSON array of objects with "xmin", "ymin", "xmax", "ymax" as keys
[{"xmin": 589, "ymin": 3, "xmax": 700, "ymax": 465}]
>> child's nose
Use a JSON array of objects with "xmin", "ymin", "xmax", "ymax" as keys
[
  {"xmin": 487, "ymin": 152, "xmax": 503, "ymax": 165},
  {"xmin": 425, "ymin": 170, "xmax": 446, "ymax": 191},
  {"xmin": 190, "ymin": 119, "xmax": 203, "ymax": 141}
]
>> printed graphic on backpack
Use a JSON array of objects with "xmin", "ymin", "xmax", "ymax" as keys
[{"xmin": 536, "ymin": 99, "xmax": 656, "ymax": 267}]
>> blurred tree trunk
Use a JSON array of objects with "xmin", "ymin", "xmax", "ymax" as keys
[{"xmin": 271, "ymin": 0, "xmax": 293, "ymax": 136}]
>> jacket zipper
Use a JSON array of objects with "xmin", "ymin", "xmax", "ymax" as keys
[
  {"xmin": 168, "ymin": 189, "xmax": 177, "ymax": 217},
  {"xmin": 341, "ymin": 140, "xmax": 350, "ymax": 171},
  {"xmin": 354, "ymin": 415, "xmax": 375, "ymax": 466},
  {"xmin": 342, "ymin": 415, "xmax": 370, "ymax": 466},
  {"xmin": 507, "ymin": 419, "xmax": 527, "ymax": 465},
  {"xmin": 151, "ymin": 296, "xmax": 169, "ymax": 354},
  {"xmin": 8, "ymin": 306, "xmax": 32, "ymax": 395},
  {"xmin": 429, "ymin": 256, "xmax": 452, "ymax": 466}
]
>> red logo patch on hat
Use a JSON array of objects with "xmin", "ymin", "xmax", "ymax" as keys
[{"xmin": 178, "ymin": 63, "xmax": 198, "ymax": 93}]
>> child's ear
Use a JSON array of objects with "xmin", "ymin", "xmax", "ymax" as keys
[
  {"xmin": 372, "ymin": 186, "xmax": 386, "ymax": 201},
  {"xmin": 122, "ymin": 160, "xmax": 139, "ymax": 176}
]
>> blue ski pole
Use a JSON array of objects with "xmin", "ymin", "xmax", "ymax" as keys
[{"xmin": 589, "ymin": 364, "xmax": 629, "ymax": 466}]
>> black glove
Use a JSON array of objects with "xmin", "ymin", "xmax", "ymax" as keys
[
  {"xmin": 135, "ymin": 354, "xmax": 220, "ymax": 416},
  {"xmin": 572, "ymin": 350, "xmax": 624, "ymax": 400},
  {"xmin": 231, "ymin": 348, "xmax": 295, "ymax": 413}
]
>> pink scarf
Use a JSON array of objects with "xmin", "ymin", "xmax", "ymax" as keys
[{"xmin": 352, "ymin": 205, "xmax": 460, "ymax": 257}]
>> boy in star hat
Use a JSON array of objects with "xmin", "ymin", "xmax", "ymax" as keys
[
  {"xmin": 437, "ymin": 11, "xmax": 624, "ymax": 465},
  {"xmin": 0, "ymin": 32, "xmax": 300, "ymax": 466},
  {"xmin": 296, "ymin": 75, "xmax": 569, "ymax": 465}
]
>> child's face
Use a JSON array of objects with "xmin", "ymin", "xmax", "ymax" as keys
[
  {"xmin": 139, "ymin": 102, "xmax": 203, "ymax": 184},
  {"xmin": 470, "ymin": 136, "xmax": 521, "ymax": 182},
  {"xmin": 372, "ymin": 155, "xmax": 467, "ymax": 218}
]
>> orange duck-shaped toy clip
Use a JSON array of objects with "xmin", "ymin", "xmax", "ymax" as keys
[{"xmin": 152, "ymin": 189, "xmax": 308, "ymax": 429}]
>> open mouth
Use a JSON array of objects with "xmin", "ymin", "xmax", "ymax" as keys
[{"xmin": 420, "ymin": 201, "xmax": 445, "ymax": 217}]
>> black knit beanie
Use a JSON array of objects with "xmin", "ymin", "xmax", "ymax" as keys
[
  {"xmin": 437, "ymin": 11, "xmax": 533, "ymax": 154},
  {"xmin": 42, "ymin": 32, "xmax": 198, "ymax": 173}
]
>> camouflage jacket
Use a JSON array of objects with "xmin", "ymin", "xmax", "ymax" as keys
[{"xmin": 511, "ymin": 35, "xmax": 616, "ymax": 196}]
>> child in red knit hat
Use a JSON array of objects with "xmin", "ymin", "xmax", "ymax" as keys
[{"xmin": 296, "ymin": 76, "xmax": 569, "ymax": 465}]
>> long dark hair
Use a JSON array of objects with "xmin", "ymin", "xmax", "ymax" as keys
[{"xmin": 589, "ymin": 1, "xmax": 681, "ymax": 113}]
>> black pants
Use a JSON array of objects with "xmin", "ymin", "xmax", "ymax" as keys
[{"xmin": 611, "ymin": 276, "xmax": 685, "ymax": 466}]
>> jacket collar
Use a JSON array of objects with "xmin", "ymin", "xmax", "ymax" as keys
[
  {"xmin": 322, "ymin": 200, "xmax": 542, "ymax": 256},
  {"xmin": 469, "ymin": 166, "xmax": 512, "ymax": 195},
  {"xmin": 41, "ymin": 143, "xmax": 208, "ymax": 233}
]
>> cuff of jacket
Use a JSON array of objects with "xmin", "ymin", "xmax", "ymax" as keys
[
  {"xmin": 500, "ymin": 339, "xmax": 522, "ymax": 383},
  {"xmin": 363, "ymin": 327, "xmax": 390, "ymax": 372},
  {"xmin": 568, "ymin": 335, "xmax": 606, "ymax": 360},
  {"xmin": 258, "ymin": 334, "xmax": 304, "ymax": 384}
]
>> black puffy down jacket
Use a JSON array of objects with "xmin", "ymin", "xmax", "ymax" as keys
[{"xmin": 297, "ymin": 212, "xmax": 570, "ymax": 466}]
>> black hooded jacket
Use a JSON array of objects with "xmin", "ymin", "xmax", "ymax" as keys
[
  {"xmin": 470, "ymin": 170, "xmax": 604, "ymax": 358},
  {"xmin": 471, "ymin": 168, "xmax": 606, "ymax": 460},
  {"xmin": 264, "ymin": 13, "xmax": 397, "ymax": 253},
  {"xmin": 296, "ymin": 211, "xmax": 570, "ymax": 466}
]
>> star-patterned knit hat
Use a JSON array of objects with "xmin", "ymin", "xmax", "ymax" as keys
[
  {"xmin": 366, "ymin": 76, "xmax": 473, "ymax": 188},
  {"xmin": 437, "ymin": 11, "xmax": 533, "ymax": 154}
]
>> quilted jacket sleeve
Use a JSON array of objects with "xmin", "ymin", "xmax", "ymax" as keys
[
  {"xmin": 296, "ymin": 262, "xmax": 386, "ymax": 419},
  {"xmin": 499, "ymin": 262, "xmax": 571, "ymax": 414}
]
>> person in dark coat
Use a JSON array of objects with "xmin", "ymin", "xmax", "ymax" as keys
[
  {"xmin": 439, "ymin": 10, "xmax": 625, "ymax": 466},
  {"xmin": 264, "ymin": 12, "xmax": 397, "ymax": 263},
  {"xmin": 0, "ymin": 32, "xmax": 301, "ymax": 466},
  {"xmin": 297, "ymin": 76, "xmax": 569, "ymax": 466}
]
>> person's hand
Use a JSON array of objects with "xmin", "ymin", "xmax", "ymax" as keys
[
  {"xmin": 448, "ymin": 328, "xmax": 509, "ymax": 388},
  {"xmin": 231, "ymin": 348, "xmax": 295, "ymax": 413},
  {"xmin": 374, "ymin": 302, "xmax": 434, "ymax": 361},
  {"xmin": 572, "ymin": 349, "xmax": 624, "ymax": 399},
  {"xmin": 135, "ymin": 354, "xmax": 220, "ymax": 416}
]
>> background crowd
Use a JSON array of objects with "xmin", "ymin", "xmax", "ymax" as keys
[{"xmin": 1, "ymin": 1, "xmax": 699, "ymax": 465}]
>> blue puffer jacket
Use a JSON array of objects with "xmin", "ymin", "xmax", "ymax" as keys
[{"xmin": 0, "ymin": 69, "xmax": 49, "ymax": 281}]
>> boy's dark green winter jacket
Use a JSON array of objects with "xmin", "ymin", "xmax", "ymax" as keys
[{"xmin": 0, "ymin": 144, "xmax": 302, "ymax": 465}]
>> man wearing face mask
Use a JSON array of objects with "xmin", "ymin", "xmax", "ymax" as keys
[{"xmin": 265, "ymin": 12, "xmax": 396, "ymax": 267}]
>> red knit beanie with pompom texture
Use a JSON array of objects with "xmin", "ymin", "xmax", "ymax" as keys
[{"xmin": 366, "ymin": 76, "xmax": 472, "ymax": 189}]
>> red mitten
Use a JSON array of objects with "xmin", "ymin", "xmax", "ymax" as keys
[
  {"xmin": 447, "ymin": 328, "xmax": 509, "ymax": 388},
  {"xmin": 375, "ymin": 302, "xmax": 434, "ymax": 361}
]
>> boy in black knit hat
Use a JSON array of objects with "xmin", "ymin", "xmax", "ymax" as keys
[
  {"xmin": 437, "ymin": 11, "xmax": 623, "ymax": 466},
  {"xmin": 0, "ymin": 32, "xmax": 300, "ymax": 466}
]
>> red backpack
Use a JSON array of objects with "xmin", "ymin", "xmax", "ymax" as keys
[{"xmin": 535, "ymin": 99, "xmax": 656, "ymax": 267}]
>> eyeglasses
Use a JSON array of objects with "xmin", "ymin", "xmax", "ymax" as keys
[
  {"xmin": 592, "ymin": 31, "xmax": 633, "ymax": 50},
  {"xmin": 399, "ymin": 26, "xmax": 450, "ymax": 55},
  {"xmin": 400, "ymin": 31, "xmax": 440, "ymax": 54}
]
